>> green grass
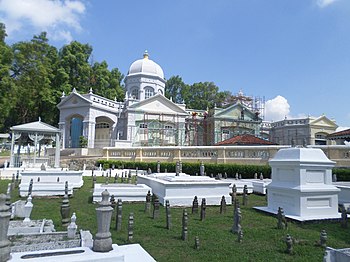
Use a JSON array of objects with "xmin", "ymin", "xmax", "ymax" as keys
[{"xmin": 2, "ymin": 177, "xmax": 350, "ymax": 262}]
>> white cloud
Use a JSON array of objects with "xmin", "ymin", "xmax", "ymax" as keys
[
  {"xmin": 316, "ymin": 0, "xmax": 339, "ymax": 8},
  {"xmin": 0, "ymin": 0, "xmax": 85, "ymax": 42},
  {"xmin": 265, "ymin": 95, "xmax": 290, "ymax": 122}
]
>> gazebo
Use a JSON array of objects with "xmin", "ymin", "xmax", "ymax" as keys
[{"xmin": 9, "ymin": 119, "xmax": 61, "ymax": 168}]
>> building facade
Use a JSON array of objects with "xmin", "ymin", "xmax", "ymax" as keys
[{"xmin": 268, "ymin": 115, "xmax": 338, "ymax": 146}]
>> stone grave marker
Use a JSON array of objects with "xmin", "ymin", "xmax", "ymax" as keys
[
  {"xmin": 192, "ymin": 196, "xmax": 199, "ymax": 214},
  {"xmin": 153, "ymin": 196, "xmax": 160, "ymax": 219},
  {"xmin": 116, "ymin": 199, "xmax": 122, "ymax": 231},
  {"xmin": 220, "ymin": 196, "xmax": 226, "ymax": 214},
  {"xmin": 67, "ymin": 212, "xmax": 77, "ymax": 239},
  {"xmin": 166, "ymin": 200, "xmax": 172, "ymax": 230},
  {"xmin": 145, "ymin": 190, "xmax": 151, "ymax": 214},
  {"xmin": 128, "ymin": 213, "xmax": 134, "ymax": 243},
  {"xmin": 200, "ymin": 198, "xmax": 206, "ymax": 221},
  {"xmin": 0, "ymin": 194, "xmax": 11, "ymax": 261},
  {"xmin": 182, "ymin": 209, "xmax": 188, "ymax": 241}
]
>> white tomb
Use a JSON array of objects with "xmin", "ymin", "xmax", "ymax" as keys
[
  {"xmin": 137, "ymin": 173, "xmax": 231, "ymax": 206},
  {"xmin": 255, "ymin": 147, "xmax": 340, "ymax": 221},
  {"xmin": 19, "ymin": 170, "xmax": 83, "ymax": 197},
  {"xmin": 92, "ymin": 184, "xmax": 152, "ymax": 202}
]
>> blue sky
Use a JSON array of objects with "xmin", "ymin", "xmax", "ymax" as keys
[{"xmin": 1, "ymin": 0, "xmax": 349, "ymax": 127}]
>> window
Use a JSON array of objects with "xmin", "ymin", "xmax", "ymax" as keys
[
  {"xmin": 164, "ymin": 125, "xmax": 173, "ymax": 129},
  {"xmin": 145, "ymin": 87, "xmax": 154, "ymax": 99},
  {"xmin": 139, "ymin": 123, "xmax": 148, "ymax": 128},
  {"xmin": 96, "ymin": 123, "xmax": 110, "ymax": 129},
  {"xmin": 131, "ymin": 89, "xmax": 139, "ymax": 99}
]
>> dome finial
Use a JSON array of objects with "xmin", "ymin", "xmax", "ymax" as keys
[{"xmin": 143, "ymin": 50, "xmax": 149, "ymax": 59}]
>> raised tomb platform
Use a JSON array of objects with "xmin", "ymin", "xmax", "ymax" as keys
[
  {"xmin": 137, "ymin": 173, "xmax": 232, "ymax": 206},
  {"xmin": 93, "ymin": 183, "xmax": 152, "ymax": 202},
  {"xmin": 255, "ymin": 147, "xmax": 341, "ymax": 221},
  {"xmin": 19, "ymin": 170, "xmax": 83, "ymax": 197}
]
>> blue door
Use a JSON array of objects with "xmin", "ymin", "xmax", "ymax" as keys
[{"xmin": 71, "ymin": 118, "xmax": 83, "ymax": 148}]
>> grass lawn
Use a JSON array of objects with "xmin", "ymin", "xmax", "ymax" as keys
[{"xmin": 1, "ymin": 176, "xmax": 350, "ymax": 262}]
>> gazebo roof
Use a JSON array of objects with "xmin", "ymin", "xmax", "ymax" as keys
[{"xmin": 10, "ymin": 119, "xmax": 60, "ymax": 134}]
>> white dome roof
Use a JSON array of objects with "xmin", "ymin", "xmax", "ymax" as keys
[{"xmin": 127, "ymin": 51, "xmax": 164, "ymax": 79}]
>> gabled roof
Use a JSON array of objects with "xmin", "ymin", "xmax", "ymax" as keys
[
  {"xmin": 128, "ymin": 94, "xmax": 188, "ymax": 115},
  {"xmin": 11, "ymin": 120, "xmax": 60, "ymax": 133},
  {"xmin": 327, "ymin": 128, "xmax": 350, "ymax": 139},
  {"xmin": 213, "ymin": 102, "xmax": 261, "ymax": 121},
  {"xmin": 309, "ymin": 115, "xmax": 338, "ymax": 129},
  {"xmin": 215, "ymin": 134, "xmax": 276, "ymax": 146},
  {"xmin": 57, "ymin": 90, "xmax": 92, "ymax": 109}
]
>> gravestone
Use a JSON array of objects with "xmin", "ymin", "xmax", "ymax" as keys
[
  {"xmin": 220, "ymin": 196, "xmax": 226, "ymax": 214},
  {"xmin": 92, "ymin": 175, "xmax": 97, "ymax": 188},
  {"xmin": 165, "ymin": 200, "xmax": 172, "ymax": 230},
  {"xmin": 194, "ymin": 236, "xmax": 200, "ymax": 250},
  {"xmin": 285, "ymin": 234, "xmax": 293, "ymax": 254},
  {"xmin": 242, "ymin": 185, "xmax": 248, "ymax": 206},
  {"xmin": 110, "ymin": 195, "xmax": 116, "ymax": 209},
  {"xmin": 157, "ymin": 161, "xmax": 160, "ymax": 173},
  {"xmin": 235, "ymin": 173, "xmax": 238, "ymax": 180},
  {"xmin": 238, "ymin": 230, "xmax": 243, "ymax": 243},
  {"xmin": 93, "ymin": 190, "xmax": 113, "ymax": 252},
  {"xmin": 28, "ymin": 178, "xmax": 33, "ymax": 196},
  {"xmin": 259, "ymin": 173, "xmax": 264, "ymax": 180},
  {"xmin": 232, "ymin": 207, "xmax": 242, "ymax": 234},
  {"xmin": 254, "ymin": 173, "xmax": 258, "ymax": 179},
  {"xmin": 116, "ymin": 199, "xmax": 122, "ymax": 231},
  {"xmin": 179, "ymin": 161, "xmax": 183, "ymax": 173},
  {"xmin": 200, "ymin": 161, "xmax": 205, "ymax": 176},
  {"xmin": 200, "ymin": 198, "xmax": 206, "ymax": 221},
  {"xmin": 0, "ymin": 194, "xmax": 11, "ymax": 262},
  {"xmin": 145, "ymin": 190, "xmax": 151, "ymax": 214},
  {"xmin": 192, "ymin": 196, "xmax": 199, "ymax": 214},
  {"xmin": 320, "ymin": 229, "xmax": 327, "ymax": 247},
  {"xmin": 224, "ymin": 172, "xmax": 228, "ymax": 179},
  {"xmin": 60, "ymin": 192, "xmax": 70, "ymax": 227},
  {"xmin": 128, "ymin": 213, "xmax": 134, "ymax": 243},
  {"xmin": 277, "ymin": 207, "xmax": 287, "ymax": 229},
  {"xmin": 176, "ymin": 162, "xmax": 180, "ymax": 176},
  {"xmin": 153, "ymin": 196, "xmax": 160, "ymax": 219},
  {"xmin": 23, "ymin": 194, "xmax": 33, "ymax": 223},
  {"xmin": 67, "ymin": 212, "xmax": 77, "ymax": 239},
  {"xmin": 341, "ymin": 206, "xmax": 348, "ymax": 228},
  {"xmin": 182, "ymin": 209, "xmax": 188, "ymax": 241},
  {"xmin": 230, "ymin": 184, "xmax": 237, "ymax": 205}
]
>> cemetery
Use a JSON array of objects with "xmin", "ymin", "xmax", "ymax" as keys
[{"xmin": 1, "ymin": 147, "xmax": 350, "ymax": 261}]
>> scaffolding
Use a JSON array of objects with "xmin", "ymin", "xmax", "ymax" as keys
[{"xmin": 229, "ymin": 90, "xmax": 266, "ymax": 120}]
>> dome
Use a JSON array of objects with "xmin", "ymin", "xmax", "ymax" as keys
[{"xmin": 127, "ymin": 51, "xmax": 164, "ymax": 79}]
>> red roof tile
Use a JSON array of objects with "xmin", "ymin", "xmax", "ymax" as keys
[
  {"xmin": 215, "ymin": 134, "xmax": 276, "ymax": 146},
  {"xmin": 328, "ymin": 128, "xmax": 350, "ymax": 138}
]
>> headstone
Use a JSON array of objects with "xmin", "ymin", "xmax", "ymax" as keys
[
  {"xmin": 40, "ymin": 163, "xmax": 46, "ymax": 171},
  {"xmin": 145, "ymin": 190, "xmax": 151, "ymax": 214},
  {"xmin": 65, "ymin": 181, "xmax": 69, "ymax": 196},
  {"xmin": 259, "ymin": 173, "xmax": 264, "ymax": 180},
  {"xmin": 254, "ymin": 173, "xmax": 258, "ymax": 179},
  {"xmin": 61, "ymin": 193, "xmax": 71, "ymax": 227},
  {"xmin": 148, "ymin": 168, "xmax": 152, "ymax": 175},
  {"xmin": 341, "ymin": 206, "xmax": 348, "ymax": 228},
  {"xmin": 6, "ymin": 183, "xmax": 11, "ymax": 206},
  {"xmin": 165, "ymin": 200, "xmax": 172, "ymax": 230},
  {"xmin": 235, "ymin": 173, "xmax": 238, "ymax": 180},
  {"xmin": 182, "ymin": 209, "xmax": 188, "ymax": 241},
  {"xmin": 127, "ymin": 213, "xmax": 134, "ymax": 243},
  {"xmin": 110, "ymin": 195, "xmax": 116, "ymax": 209},
  {"xmin": 332, "ymin": 173, "xmax": 337, "ymax": 182},
  {"xmin": 179, "ymin": 161, "xmax": 183, "ymax": 173},
  {"xmin": 234, "ymin": 198, "xmax": 240, "ymax": 212},
  {"xmin": 11, "ymin": 173, "xmax": 15, "ymax": 190},
  {"xmin": 285, "ymin": 234, "xmax": 293, "ymax": 254},
  {"xmin": 239, "ymin": 174, "xmax": 242, "ymax": 180},
  {"xmin": 114, "ymin": 174, "xmax": 118, "ymax": 183},
  {"xmin": 0, "ymin": 194, "xmax": 11, "ymax": 262},
  {"xmin": 230, "ymin": 184, "xmax": 237, "ymax": 205},
  {"xmin": 37, "ymin": 177, "xmax": 40, "ymax": 182},
  {"xmin": 67, "ymin": 212, "xmax": 77, "ymax": 239},
  {"xmin": 153, "ymin": 196, "xmax": 160, "ymax": 219},
  {"xmin": 99, "ymin": 164, "xmax": 102, "ymax": 171},
  {"xmin": 83, "ymin": 163, "xmax": 86, "ymax": 171},
  {"xmin": 23, "ymin": 194, "xmax": 33, "ymax": 223},
  {"xmin": 224, "ymin": 172, "xmax": 228, "ymax": 179},
  {"xmin": 194, "ymin": 236, "xmax": 200, "ymax": 250},
  {"xmin": 157, "ymin": 161, "xmax": 160, "ymax": 173},
  {"xmin": 200, "ymin": 198, "xmax": 206, "ymax": 221},
  {"xmin": 93, "ymin": 190, "xmax": 113, "ymax": 252},
  {"xmin": 176, "ymin": 162, "xmax": 180, "ymax": 176},
  {"xmin": 220, "ymin": 196, "xmax": 226, "ymax": 214},
  {"xmin": 200, "ymin": 161, "xmax": 205, "ymax": 176},
  {"xmin": 242, "ymin": 185, "xmax": 248, "ymax": 206},
  {"xmin": 28, "ymin": 178, "xmax": 33, "ymax": 196},
  {"xmin": 164, "ymin": 168, "xmax": 167, "ymax": 173},
  {"xmin": 16, "ymin": 170, "xmax": 20, "ymax": 186},
  {"xmin": 232, "ymin": 207, "xmax": 242, "ymax": 234},
  {"xmin": 210, "ymin": 173, "xmax": 214, "ymax": 178},
  {"xmin": 92, "ymin": 175, "xmax": 97, "ymax": 188},
  {"xmin": 277, "ymin": 207, "xmax": 288, "ymax": 229},
  {"xmin": 116, "ymin": 199, "xmax": 122, "ymax": 231},
  {"xmin": 57, "ymin": 177, "xmax": 60, "ymax": 182},
  {"xmin": 320, "ymin": 229, "xmax": 327, "ymax": 247},
  {"xmin": 192, "ymin": 196, "xmax": 199, "ymax": 214},
  {"xmin": 238, "ymin": 230, "xmax": 243, "ymax": 243}
]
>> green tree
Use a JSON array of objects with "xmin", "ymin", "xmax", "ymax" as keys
[
  {"xmin": 10, "ymin": 32, "xmax": 59, "ymax": 126},
  {"xmin": 165, "ymin": 75, "xmax": 187, "ymax": 103},
  {"xmin": 90, "ymin": 61, "xmax": 124, "ymax": 101},
  {"xmin": 0, "ymin": 23, "xmax": 15, "ymax": 131},
  {"xmin": 57, "ymin": 41, "xmax": 93, "ymax": 94}
]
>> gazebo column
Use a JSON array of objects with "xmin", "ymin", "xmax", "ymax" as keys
[
  {"xmin": 83, "ymin": 120, "xmax": 96, "ymax": 148},
  {"xmin": 54, "ymin": 133, "xmax": 61, "ymax": 168},
  {"xmin": 33, "ymin": 133, "xmax": 38, "ymax": 167},
  {"xmin": 9, "ymin": 131, "xmax": 15, "ymax": 168}
]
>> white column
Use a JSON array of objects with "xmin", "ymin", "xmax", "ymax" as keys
[
  {"xmin": 59, "ymin": 122, "xmax": 66, "ymax": 149},
  {"xmin": 84, "ymin": 120, "xmax": 96, "ymax": 148},
  {"xmin": 54, "ymin": 132, "xmax": 61, "ymax": 168},
  {"xmin": 33, "ymin": 133, "xmax": 37, "ymax": 167},
  {"xmin": 9, "ymin": 131, "xmax": 15, "ymax": 168}
]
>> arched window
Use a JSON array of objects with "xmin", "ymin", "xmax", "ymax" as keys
[
  {"xmin": 145, "ymin": 87, "xmax": 154, "ymax": 99},
  {"xmin": 131, "ymin": 89, "xmax": 139, "ymax": 100}
]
